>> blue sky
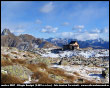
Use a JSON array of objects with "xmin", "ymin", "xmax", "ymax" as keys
[{"xmin": 1, "ymin": 1, "xmax": 109, "ymax": 41}]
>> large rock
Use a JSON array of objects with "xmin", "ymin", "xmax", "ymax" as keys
[
  {"xmin": 1, "ymin": 64, "xmax": 33, "ymax": 80},
  {"xmin": 102, "ymin": 70, "xmax": 106, "ymax": 78}
]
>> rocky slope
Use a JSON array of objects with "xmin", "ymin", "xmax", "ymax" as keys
[{"xmin": 1, "ymin": 46, "xmax": 109, "ymax": 84}]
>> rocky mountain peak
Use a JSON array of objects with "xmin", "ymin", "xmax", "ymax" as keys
[
  {"xmin": 1, "ymin": 29, "xmax": 58, "ymax": 50},
  {"xmin": 1, "ymin": 28, "xmax": 12, "ymax": 35}
]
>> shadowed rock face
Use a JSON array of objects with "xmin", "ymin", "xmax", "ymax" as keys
[
  {"xmin": 1, "ymin": 29, "xmax": 12, "ymax": 35},
  {"xmin": 1, "ymin": 29, "xmax": 22, "ymax": 47},
  {"xmin": 1, "ymin": 29, "xmax": 57, "ymax": 51}
]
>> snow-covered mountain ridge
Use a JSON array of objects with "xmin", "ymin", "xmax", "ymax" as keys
[{"xmin": 46, "ymin": 38, "xmax": 109, "ymax": 49}]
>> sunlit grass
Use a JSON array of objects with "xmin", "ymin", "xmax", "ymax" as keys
[{"xmin": 1, "ymin": 73, "xmax": 24, "ymax": 84}]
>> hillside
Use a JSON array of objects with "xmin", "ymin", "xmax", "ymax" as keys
[
  {"xmin": 1, "ymin": 29, "xmax": 58, "ymax": 51},
  {"xmin": 1, "ymin": 46, "xmax": 109, "ymax": 84}
]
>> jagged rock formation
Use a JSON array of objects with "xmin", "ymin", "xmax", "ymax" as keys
[
  {"xmin": 1, "ymin": 28, "xmax": 12, "ymax": 35},
  {"xmin": 1, "ymin": 29, "xmax": 22, "ymax": 47}
]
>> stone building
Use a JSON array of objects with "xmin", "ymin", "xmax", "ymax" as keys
[{"xmin": 63, "ymin": 41, "xmax": 79, "ymax": 50}]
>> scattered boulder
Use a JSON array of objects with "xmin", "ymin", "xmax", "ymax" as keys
[{"xmin": 102, "ymin": 70, "xmax": 106, "ymax": 78}]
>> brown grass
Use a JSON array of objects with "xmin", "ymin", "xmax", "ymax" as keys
[
  {"xmin": 47, "ymin": 68, "xmax": 76, "ymax": 83},
  {"xmin": 1, "ymin": 59, "xmax": 13, "ymax": 66},
  {"xmin": 27, "ymin": 53, "xmax": 33, "ymax": 58},
  {"xmin": 2, "ymin": 54, "xmax": 10, "ymax": 59},
  {"xmin": 37, "ymin": 77, "xmax": 56, "ymax": 84},
  {"xmin": 66, "ymin": 75, "xmax": 76, "ymax": 82},
  {"xmin": 47, "ymin": 68, "xmax": 65, "ymax": 76},
  {"xmin": 11, "ymin": 59, "xmax": 26, "ymax": 65},
  {"xmin": 11, "ymin": 52, "xmax": 17, "ymax": 54},
  {"xmin": 32, "ymin": 71, "xmax": 56, "ymax": 84},
  {"xmin": 25, "ymin": 63, "xmax": 48, "ymax": 73},
  {"xmin": 73, "ymin": 72, "xmax": 80, "ymax": 76},
  {"xmin": 26, "ymin": 64, "xmax": 39, "ymax": 73},
  {"xmin": 83, "ymin": 79, "xmax": 96, "ymax": 84},
  {"xmin": 56, "ymin": 80, "xmax": 64, "ymax": 84},
  {"xmin": 36, "ymin": 63, "xmax": 47, "ymax": 69},
  {"xmin": 26, "ymin": 63, "xmax": 55, "ymax": 84},
  {"xmin": 1, "ymin": 73, "xmax": 24, "ymax": 84},
  {"xmin": 1, "ymin": 57, "xmax": 26, "ymax": 66}
]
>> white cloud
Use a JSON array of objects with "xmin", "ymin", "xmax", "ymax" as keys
[
  {"xmin": 76, "ymin": 33, "xmax": 99, "ymax": 41},
  {"xmin": 14, "ymin": 25, "xmax": 25, "ymax": 35},
  {"xmin": 41, "ymin": 25, "xmax": 58, "ymax": 33},
  {"xmin": 62, "ymin": 22, "xmax": 69, "ymax": 26},
  {"xmin": 91, "ymin": 28, "xmax": 101, "ymax": 33},
  {"xmin": 78, "ymin": 29, "xmax": 82, "ymax": 32},
  {"xmin": 16, "ymin": 29, "xmax": 25, "ymax": 33},
  {"xmin": 1, "ymin": 24, "xmax": 25, "ymax": 35},
  {"xmin": 72, "ymin": 25, "xmax": 85, "ymax": 33},
  {"xmin": 91, "ymin": 27, "xmax": 109, "ymax": 34},
  {"xmin": 36, "ymin": 19, "xmax": 42, "ymax": 24},
  {"xmin": 15, "ymin": 25, "xmax": 25, "ymax": 29},
  {"xmin": 10, "ymin": 29, "xmax": 25, "ymax": 35},
  {"xmin": 61, "ymin": 32, "xmax": 74, "ymax": 38},
  {"xmin": 40, "ymin": 2, "xmax": 54, "ymax": 13},
  {"xmin": 101, "ymin": 27, "xmax": 109, "ymax": 33},
  {"xmin": 69, "ymin": 3, "xmax": 108, "ymax": 24},
  {"xmin": 73, "ymin": 25, "xmax": 84, "ymax": 30},
  {"xmin": 60, "ymin": 32, "xmax": 99, "ymax": 41}
]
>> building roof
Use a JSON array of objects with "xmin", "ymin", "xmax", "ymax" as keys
[
  {"xmin": 69, "ymin": 41, "xmax": 77, "ymax": 44},
  {"xmin": 73, "ymin": 45, "xmax": 79, "ymax": 47}
]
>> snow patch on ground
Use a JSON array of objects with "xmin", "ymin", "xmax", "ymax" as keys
[
  {"xmin": 42, "ymin": 53, "xmax": 59, "ymax": 58},
  {"xmin": 24, "ymin": 76, "xmax": 31, "ymax": 84},
  {"xmin": 50, "ymin": 65, "xmax": 105, "ymax": 82},
  {"xmin": 41, "ymin": 49, "xmax": 109, "ymax": 58}
]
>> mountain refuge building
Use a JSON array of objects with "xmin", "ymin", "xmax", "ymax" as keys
[{"xmin": 63, "ymin": 41, "xmax": 79, "ymax": 50}]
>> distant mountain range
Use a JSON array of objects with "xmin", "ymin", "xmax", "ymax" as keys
[
  {"xmin": 1, "ymin": 29, "xmax": 58, "ymax": 51},
  {"xmin": 46, "ymin": 38, "xmax": 109, "ymax": 49},
  {"xmin": 1, "ymin": 29, "xmax": 109, "ymax": 50}
]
